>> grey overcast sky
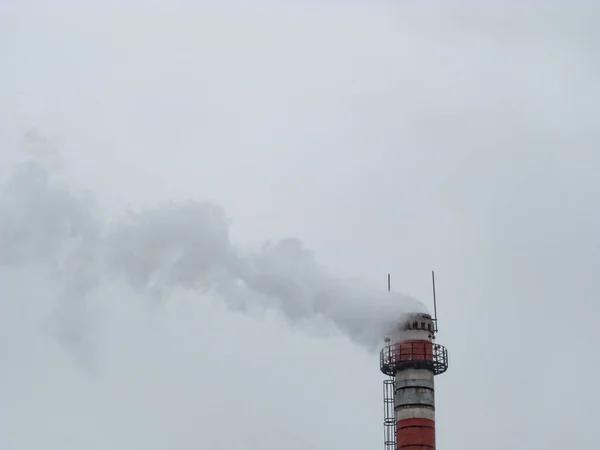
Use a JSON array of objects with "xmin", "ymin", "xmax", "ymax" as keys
[{"xmin": 1, "ymin": 1, "xmax": 600, "ymax": 449}]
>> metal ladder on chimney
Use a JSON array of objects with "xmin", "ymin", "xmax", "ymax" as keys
[{"xmin": 383, "ymin": 376, "xmax": 396, "ymax": 450}]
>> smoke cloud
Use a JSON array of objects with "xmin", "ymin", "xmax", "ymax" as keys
[{"xmin": 0, "ymin": 144, "xmax": 425, "ymax": 362}]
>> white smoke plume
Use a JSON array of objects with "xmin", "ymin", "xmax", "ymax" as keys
[{"xmin": 0, "ymin": 143, "xmax": 425, "ymax": 362}]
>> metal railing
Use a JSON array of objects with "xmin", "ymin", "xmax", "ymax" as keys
[{"xmin": 380, "ymin": 341, "xmax": 448, "ymax": 376}]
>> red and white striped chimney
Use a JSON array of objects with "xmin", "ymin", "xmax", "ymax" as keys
[{"xmin": 380, "ymin": 313, "xmax": 448, "ymax": 450}]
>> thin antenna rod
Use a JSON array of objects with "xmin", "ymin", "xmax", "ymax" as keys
[
  {"xmin": 432, "ymin": 270, "xmax": 439, "ymax": 332},
  {"xmin": 387, "ymin": 273, "xmax": 391, "ymax": 292}
]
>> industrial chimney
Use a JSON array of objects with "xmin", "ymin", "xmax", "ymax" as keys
[{"xmin": 380, "ymin": 273, "xmax": 449, "ymax": 450}]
